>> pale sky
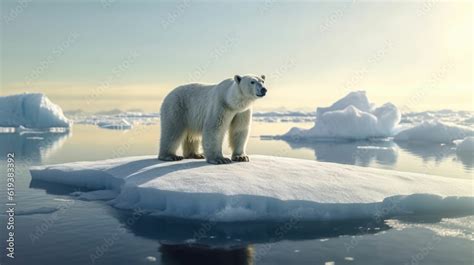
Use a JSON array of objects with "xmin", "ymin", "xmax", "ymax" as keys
[{"xmin": 1, "ymin": 0, "xmax": 472, "ymax": 113}]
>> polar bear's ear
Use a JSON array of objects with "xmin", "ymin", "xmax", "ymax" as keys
[
  {"xmin": 234, "ymin": 75, "xmax": 242, "ymax": 84},
  {"xmin": 261, "ymin": 75, "xmax": 265, "ymax": 81}
]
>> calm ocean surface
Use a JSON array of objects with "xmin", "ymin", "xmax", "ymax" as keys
[{"xmin": 0, "ymin": 122, "xmax": 472, "ymax": 265}]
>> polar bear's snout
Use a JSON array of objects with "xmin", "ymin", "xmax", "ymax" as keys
[{"xmin": 257, "ymin": 86, "xmax": 267, "ymax": 97}]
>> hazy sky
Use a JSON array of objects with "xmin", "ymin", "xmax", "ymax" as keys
[{"xmin": 1, "ymin": 0, "xmax": 472, "ymax": 112}]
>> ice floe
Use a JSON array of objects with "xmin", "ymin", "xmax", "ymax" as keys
[
  {"xmin": 30, "ymin": 155, "xmax": 473, "ymax": 222},
  {"xmin": 394, "ymin": 121, "xmax": 473, "ymax": 143}
]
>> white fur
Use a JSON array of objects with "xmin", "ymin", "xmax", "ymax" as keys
[{"xmin": 158, "ymin": 74, "xmax": 266, "ymax": 164}]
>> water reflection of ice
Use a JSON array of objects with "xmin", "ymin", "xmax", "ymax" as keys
[
  {"xmin": 456, "ymin": 152, "xmax": 473, "ymax": 170},
  {"xmin": 395, "ymin": 142, "xmax": 456, "ymax": 163},
  {"xmin": 0, "ymin": 130, "xmax": 71, "ymax": 162},
  {"xmin": 265, "ymin": 136, "xmax": 473, "ymax": 171},
  {"xmin": 280, "ymin": 139, "xmax": 398, "ymax": 166},
  {"xmin": 108, "ymin": 209, "xmax": 472, "ymax": 265},
  {"xmin": 159, "ymin": 244, "xmax": 254, "ymax": 265},
  {"xmin": 111, "ymin": 209, "xmax": 389, "ymax": 250}
]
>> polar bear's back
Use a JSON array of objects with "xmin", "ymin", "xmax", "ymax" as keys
[{"xmin": 160, "ymin": 80, "xmax": 230, "ymax": 133}]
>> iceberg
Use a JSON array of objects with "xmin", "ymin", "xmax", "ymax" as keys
[
  {"xmin": 30, "ymin": 155, "xmax": 473, "ymax": 221},
  {"xmin": 394, "ymin": 120, "xmax": 473, "ymax": 143},
  {"xmin": 282, "ymin": 91, "xmax": 401, "ymax": 140},
  {"xmin": 0, "ymin": 93, "xmax": 70, "ymax": 129}
]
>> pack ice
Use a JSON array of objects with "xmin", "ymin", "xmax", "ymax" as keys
[
  {"xmin": 0, "ymin": 93, "xmax": 70, "ymax": 129},
  {"xmin": 30, "ymin": 155, "xmax": 473, "ymax": 221},
  {"xmin": 283, "ymin": 91, "xmax": 401, "ymax": 140}
]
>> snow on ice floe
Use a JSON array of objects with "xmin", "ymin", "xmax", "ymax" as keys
[
  {"xmin": 394, "ymin": 121, "xmax": 474, "ymax": 143},
  {"xmin": 281, "ymin": 91, "xmax": 401, "ymax": 140},
  {"xmin": 0, "ymin": 93, "xmax": 71, "ymax": 129},
  {"xmin": 30, "ymin": 155, "xmax": 473, "ymax": 221}
]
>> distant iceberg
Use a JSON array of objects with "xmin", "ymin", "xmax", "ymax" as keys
[
  {"xmin": 402, "ymin": 110, "xmax": 473, "ymax": 126},
  {"xmin": 282, "ymin": 91, "xmax": 401, "ymax": 140},
  {"xmin": 253, "ymin": 111, "xmax": 315, "ymax": 123},
  {"xmin": 30, "ymin": 155, "xmax": 473, "ymax": 222},
  {"xmin": 394, "ymin": 121, "xmax": 473, "ymax": 143},
  {"xmin": 0, "ymin": 93, "xmax": 70, "ymax": 129},
  {"xmin": 97, "ymin": 119, "xmax": 133, "ymax": 130},
  {"xmin": 71, "ymin": 111, "xmax": 159, "ymax": 129}
]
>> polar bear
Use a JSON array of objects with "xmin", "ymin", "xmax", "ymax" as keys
[{"xmin": 158, "ymin": 74, "xmax": 267, "ymax": 164}]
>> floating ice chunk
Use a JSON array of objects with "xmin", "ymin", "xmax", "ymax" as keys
[
  {"xmin": 0, "ymin": 93, "xmax": 70, "ymax": 129},
  {"xmin": 145, "ymin": 256, "xmax": 157, "ymax": 262},
  {"xmin": 283, "ymin": 91, "xmax": 401, "ymax": 140},
  {"xmin": 394, "ymin": 121, "xmax": 473, "ymax": 143},
  {"xmin": 97, "ymin": 119, "xmax": 133, "ymax": 130},
  {"xmin": 30, "ymin": 155, "xmax": 473, "ymax": 221},
  {"xmin": 0, "ymin": 127, "xmax": 15, "ymax": 133}
]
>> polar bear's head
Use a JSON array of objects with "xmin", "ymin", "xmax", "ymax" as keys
[{"xmin": 234, "ymin": 74, "xmax": 267, "ymax": 98}]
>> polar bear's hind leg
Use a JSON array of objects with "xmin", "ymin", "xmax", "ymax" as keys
[{"xmin": 158, "ymin": 111, "xmax": 186, "ymax": 161}]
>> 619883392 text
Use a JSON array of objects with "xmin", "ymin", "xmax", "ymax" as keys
[{"xmin": 6, "ymin": 152, "xmax": 16, "ymax": 259}]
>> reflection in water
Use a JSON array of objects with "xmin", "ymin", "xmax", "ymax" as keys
[
  {"xmin": 396, "ymin": 141, "xmax": 473, "ymax": 170},
  {"xmin": 280, "ymin": 139, "xmax": 398, "ymax": 166},
  {"xmin": 111, "ymin": 210, "xmax": 390, "ymax": 265},
  {"xmin": 456, "ymin": 152, "xmax": 473, "ymax": 170},
  {"xmin": 268, "ymin": 136, "xmax": 473, "ymax": 173},
  {"xmin": 160, "ymin": 244, "xmax": 253, "ymax": 265},
  {"xmin": 395, "ymin": 142, "xmax": 455, "ymax": 163},
  {"xmin": 0, "ymin": 131, "xmax": 71, "ymax": 162},
  {"xmin": 110, "ymin": 209, "xmax": 389, "ymax": 250}
]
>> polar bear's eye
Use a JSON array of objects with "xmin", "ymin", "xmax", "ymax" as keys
[{"xmin": 250, "ymin": 81, "xmax": 255, "ymax": 85}]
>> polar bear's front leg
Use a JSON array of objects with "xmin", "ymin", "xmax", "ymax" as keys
[
  {"xmin": 229, "ymin": 109, "xmax": 251, "ymax": 162},
  {"xmin": 203, "ymin": 112, "xmax": 232, "ymax": 164}
]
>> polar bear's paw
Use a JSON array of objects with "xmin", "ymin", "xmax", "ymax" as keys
[
  {"xmin": 232, "ymin": 155, "xmax": 250, "ymax": 162},
  {"xmin": 207, "ymin": 157, "xmax": 232, "ymax": 164},
  {"xmin": 185, "ymin": 154, "xmax": 205, "ymax": 159},
  {"xmin": 159, "ymin": 155, "xmax": 184, "ymax": 161}
]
